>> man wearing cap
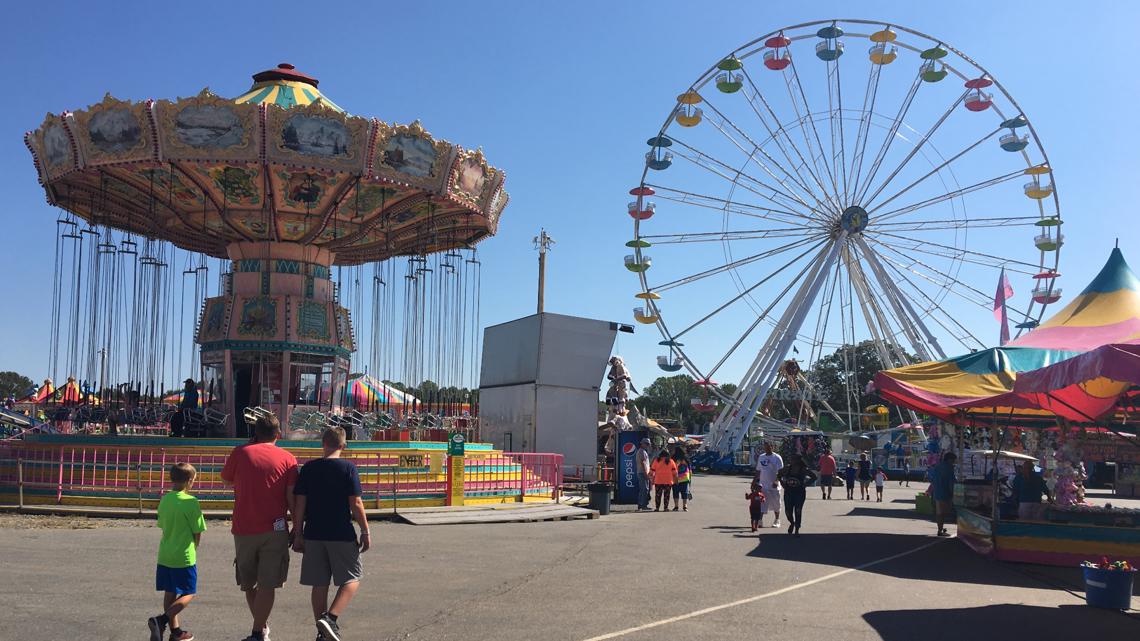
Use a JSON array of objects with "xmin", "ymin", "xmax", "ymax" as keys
[
  {"xmin": 171, "ymin": 378, "xmax": 199, "ymax": 438},
  {"xmin": 636, "ymin": 437, "xmax": 653, "ymax": 511}
]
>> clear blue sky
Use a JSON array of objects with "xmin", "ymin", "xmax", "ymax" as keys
[{"xmin": 1, "ymin": 1, "xmax": 1137, "ymax": 392}]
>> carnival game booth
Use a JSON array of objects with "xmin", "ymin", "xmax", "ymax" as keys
[
  {"xmin": 875, "ymin": 248, "xmax": 1140, "ymax": 567},
  {"xmin": 0, "ymin": 433, "xmax": 561, "ymax": 511}
]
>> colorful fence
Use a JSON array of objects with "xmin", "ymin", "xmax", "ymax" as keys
[{"xmin": 0, "ymin": 441, "xmax": 561, "ymax": 511}]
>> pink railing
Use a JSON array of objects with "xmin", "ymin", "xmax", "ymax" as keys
[{"xmin": 0, "ymin": 442, "xmax": 562, "ymax": 508}]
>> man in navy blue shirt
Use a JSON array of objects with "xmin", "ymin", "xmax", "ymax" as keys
[
  {"xmin": 293, "ymin": 427, "xmax": 370, "ymax": 641},
  {"xmin": 930, "ymin": 452, "xmax": 957, "ymax": 537}
]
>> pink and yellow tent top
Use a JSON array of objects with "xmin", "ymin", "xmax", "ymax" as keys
[
  {"xmin": 874, "ymin": 248, "xmax": 1140, "ymax": 424},
  {"xmin": 346, "ymin": 375, "xmax": 418, "ymax": 409}
]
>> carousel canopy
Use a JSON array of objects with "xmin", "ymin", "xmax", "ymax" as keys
[
  {"xmin": 25, "ymin": 63, "xmax": 508, "ymax": 265},
  {"xmin": 874, "ymin": 248, "xmax": 1140, "ymax": 424}
]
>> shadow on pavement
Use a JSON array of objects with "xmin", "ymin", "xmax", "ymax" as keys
[
  {"xmin": 864, "ymin": 604, "xmax": 1139, "ymax": 640},
  {"xmin": 843, "ymin": 506, "xmax": 930, "ymax": 521},
  {"xmin": 744, "ymin": 532, "xmax": 1102, "ymax": 592}
]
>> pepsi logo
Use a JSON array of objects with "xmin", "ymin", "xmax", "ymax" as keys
[{"xmin": 622, "ymin": 443, "xmax": 636, "ymax": 455}]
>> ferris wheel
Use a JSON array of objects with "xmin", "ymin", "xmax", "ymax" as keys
[{"xmin": 626, "ymin": 20, "xmax": 1063, "ymax": 457}]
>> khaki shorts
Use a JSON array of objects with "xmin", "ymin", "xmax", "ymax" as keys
[
  {"xmin": 233, "ymin": 531, "xmax": 290, "ymax": 591},
  {"xmin": 300, "ymin": 539, "xmax": 363, "ymax": 587}
]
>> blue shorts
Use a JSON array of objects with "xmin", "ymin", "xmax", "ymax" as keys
[{"xmin": 156, "ymin": 564, "xmax": 198, "ymax": 596}]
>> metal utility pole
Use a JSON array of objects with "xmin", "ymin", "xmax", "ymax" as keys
[{"xmin": 533, "ymin": 229, "xmax": 555, "ymax": 313}]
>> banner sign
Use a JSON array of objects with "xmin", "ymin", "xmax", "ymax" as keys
[{"xmin": 615, "ymin": 431, "xmax": 644, "ymax": 504}]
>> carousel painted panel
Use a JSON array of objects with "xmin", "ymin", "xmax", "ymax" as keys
[
  {"xmin": 154, "ymin": 91, "xmax": 260, "ymax": 162},
  {"xmin": 335, "ymin": 306, "xmax": 355, "ymax": 352},
  {"xmin": 313, "ymin": 218, "xmax": 362, "ymax": 244},
  {"xmin": 448, "ymin": 148, "xmax": 497, "ymax": 209},
  {"xmin": 333, "ymin": 183, "xmax": 401, "ymax": 223},
  {"xmin": 193, "ymin": 164, "xmax": 263, "ymax": 208},
  {"xmin": 295, "ymin": 300, "xmax": 334, "ymax": 343},
  {"xmin": 270, "ymin": 169, "xmax": 343, "ymax": 216},
  {"xmin": 275, "ymin": 213, "xmax": 310, "ymax": 242},
  {"xmin": 111, "ymin": 165, "xmax": 207, "ymax": 214},
  {"xmin": 486, "ymin": 185, "xmax": 509, "ymax": 235},
  {"xmin": 232, "ymin": 215, "xmax": 274, "ymax": 241},
  {"xmin": 371, "ymin": 121, "xmax": 453, "ymax": 192},
  {"xmin": 198, "ymin": 297, "xmax": 231, "ymax": 343},
  {"xmin": 70, "ymin": 95, "xmax": 156, "ymax": 167},
  {"xmin": 27, "ymin": 113, "xmax": 80, "ymax": 184},
  {"xmin": 234, "ymin": 295, "xmax": 283, "ymax": 340},
  {"xmin": 265, "ymin": 102, "xmax": 371, "ymax": 174}
]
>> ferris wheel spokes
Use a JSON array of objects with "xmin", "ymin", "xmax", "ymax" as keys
[
  {"xmin": 872, "ymin": 248, "xmax": 989, "ymax": 350},
  {"xmin": 865, "ymin": 236, "xmax": 1033, "ymax": 321},
  {"xmin": 869, "ymin": 167, "xmax": 1027, "ymax": 222},
  {"xmin": 846, "ymin": 60, "xmax": 884, "ymax": 205},
  {"xmin": 710, "ymin": 235, "xmax": 846, "ymax": 455},
  {"xmin": 697, "ymin": 96, "xmax": 834, "ymax": 217},
  {"xmin": 669, "ymin": 239, "xmax": 828, "ymax": 342},
  {"xmin": 823, "ymin": 44, "xmax": 850, "ymax": 204},
  {"xmin": 855, "ymin": 237, "xmax": 946, "ymax": 360},
  {"xmin": 871, "ymin": 229, "xmax": 1040, "ymax": 273},
  {"xmin": 851, "ymin": 74, "xmax": 923, "ymax": 205},
  {"xmin": 782, "ymin": 58, "xmax": 844, "ymax": 206},
  {"xmin": 648, "ymin": 234, "xmax": 824, "ymax": 293},
  {"xmin": 738, "ymin": 68, "xmax": 844, "ymax": 213},
  {"xmin": 859, "ymin": 88, "xmax": 973, "ymax": 207},
  {"xmin": 640, "ymin": 227, "xmax": 818, "ymax": 244},
  {"xmin": 648, "ymin": 184, "xmax": 811, "ymax": 226},
  {"xmin": 665, "ymin": 139, "xmax": 822, "ymax": 222},
  {"xmin": 869, "ymin": 214, "xmax": 1040, "ymax": 232},
  {"xmin": 701, "ymin": 254, "xmax": 824, "ymax": 384}
]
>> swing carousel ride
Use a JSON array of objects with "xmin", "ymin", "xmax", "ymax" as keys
[
  {"xmin": 25, "ymin": 63, "xmax": 507, "ymax": 436},
  {"xmin": 626, "ymin": 20, "xmax": 1064, "ymax": 459}
]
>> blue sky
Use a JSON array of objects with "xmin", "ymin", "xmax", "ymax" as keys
[{"xmin": 1, "ymin": 1, "xmax": 1137, "ymax": 394}]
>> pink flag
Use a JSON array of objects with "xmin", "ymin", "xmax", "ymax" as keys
[{"xmin": 993, "ymin": 268, "xmax": 1013, "ymax": 345}]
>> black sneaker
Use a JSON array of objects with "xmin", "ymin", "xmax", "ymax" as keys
[
  {"xmin": 148, "ymin": 616, "xmax": 167, "ymax": 641},
  {"xmin": 317, "ymin": 615, "xmax": 342, "ymax": 641}
]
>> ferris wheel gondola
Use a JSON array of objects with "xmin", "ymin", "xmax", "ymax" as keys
[{"xmin": 627, "ymin": 20, "xmax": 1063, "ymax": 457}]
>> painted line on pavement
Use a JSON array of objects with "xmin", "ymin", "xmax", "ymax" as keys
[{"xmin": 581, "ymin": 538, "xmax": 947, "ymax": 640}]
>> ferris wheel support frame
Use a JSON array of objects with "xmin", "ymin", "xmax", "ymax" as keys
[{"xmin": 707, "ymin": 233, "xmax": 846, "ymax": 457}]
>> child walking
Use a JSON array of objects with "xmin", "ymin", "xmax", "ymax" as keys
[
  {"xmin": 746, "ymin": 480, "xmax": 767, "ymax": 532},
  {"xmin": 844, "ymin": 462, "xmax": 857, "ymax": 500},
  {"xmin": 672, "ymin": 450, "xmax": 692, "ymax": 511},
  {"xmin": 874, "ymin": 467, "xmax": 888, "ymax": 502},
  {"xmin": 148, "ymin": 463, "xmax": 207, "ymax": 641}
]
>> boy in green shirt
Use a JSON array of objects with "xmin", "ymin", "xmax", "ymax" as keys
[{"xmin": 149, "ymin": 463, "xmax": 207, "ymax": 641}]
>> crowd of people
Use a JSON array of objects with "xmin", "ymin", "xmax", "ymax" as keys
[
  {"xmin": 148, "ymin": 414, "xmax": 369, "ymax": 641},
  {"xmin": 740, "ymin": 442, "xmax": 960, "ymax": 538},
  {"xmin": 634, "ymin": 438, "xmax": 694, "ymax": 511}
]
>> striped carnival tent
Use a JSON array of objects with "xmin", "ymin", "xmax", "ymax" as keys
[
  {"xmin": 874, "ymin": 248, "xmax": 1140, "ymax": 424},
  {"xmin": 234, "ymin": 63, "xmax": 344, "ymax": 112},
  {"xmin": 345, "ymin": 375, "xmax": 418, "ymax": 410}
]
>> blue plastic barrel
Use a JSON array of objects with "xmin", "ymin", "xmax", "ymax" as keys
[{"xmin": 1082, "ymin": 566, "xmax": 1136, "ymax": 610}]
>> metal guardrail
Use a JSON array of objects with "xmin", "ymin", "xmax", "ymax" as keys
[{"xmin": 0, "ymin": 442, "xmax": 561, "ymax": 511}]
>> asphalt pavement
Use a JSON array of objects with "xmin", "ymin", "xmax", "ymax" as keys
[{"xmin": 0, "ymin": 475, "xmax": 1136, "ymax": 641}]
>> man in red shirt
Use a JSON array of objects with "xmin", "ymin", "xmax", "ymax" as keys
[
  {"xmin": 818, "ymin": 449, "xmax": 837, "ymax": 500},
  {"xmin": 221, "ymin": 413, "xmax": 298, "ymax": 641}
]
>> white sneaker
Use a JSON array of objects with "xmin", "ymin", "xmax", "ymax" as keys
[{"xmin": 773, "ymin": 519, "xmax": 781, "ymax": 527}]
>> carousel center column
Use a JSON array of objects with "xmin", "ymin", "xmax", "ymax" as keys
[{"xmin": 196, "ymin": 241, "xmax": 355, "ymax": 437}]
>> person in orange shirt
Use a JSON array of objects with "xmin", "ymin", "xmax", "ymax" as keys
[{"xmin": 650, "ymin": 450, "xmax": 678, "ymax": 511}]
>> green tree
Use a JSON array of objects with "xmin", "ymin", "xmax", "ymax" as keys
[
  {"xmin": 0, "ymin": 371, "xmax": 34, "ymax": 400},
  {"xmin": 805, "ymin": 340, "xmax": 916, "ymax": 428},
  {"xmin": 635, "ymin": 374, "xmax": 724, "ymax": 431}
]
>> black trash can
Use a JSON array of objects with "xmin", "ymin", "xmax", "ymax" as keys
[{"xmin": 587, "ymin": 482, "xmax": 612, "ymax": 515}]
